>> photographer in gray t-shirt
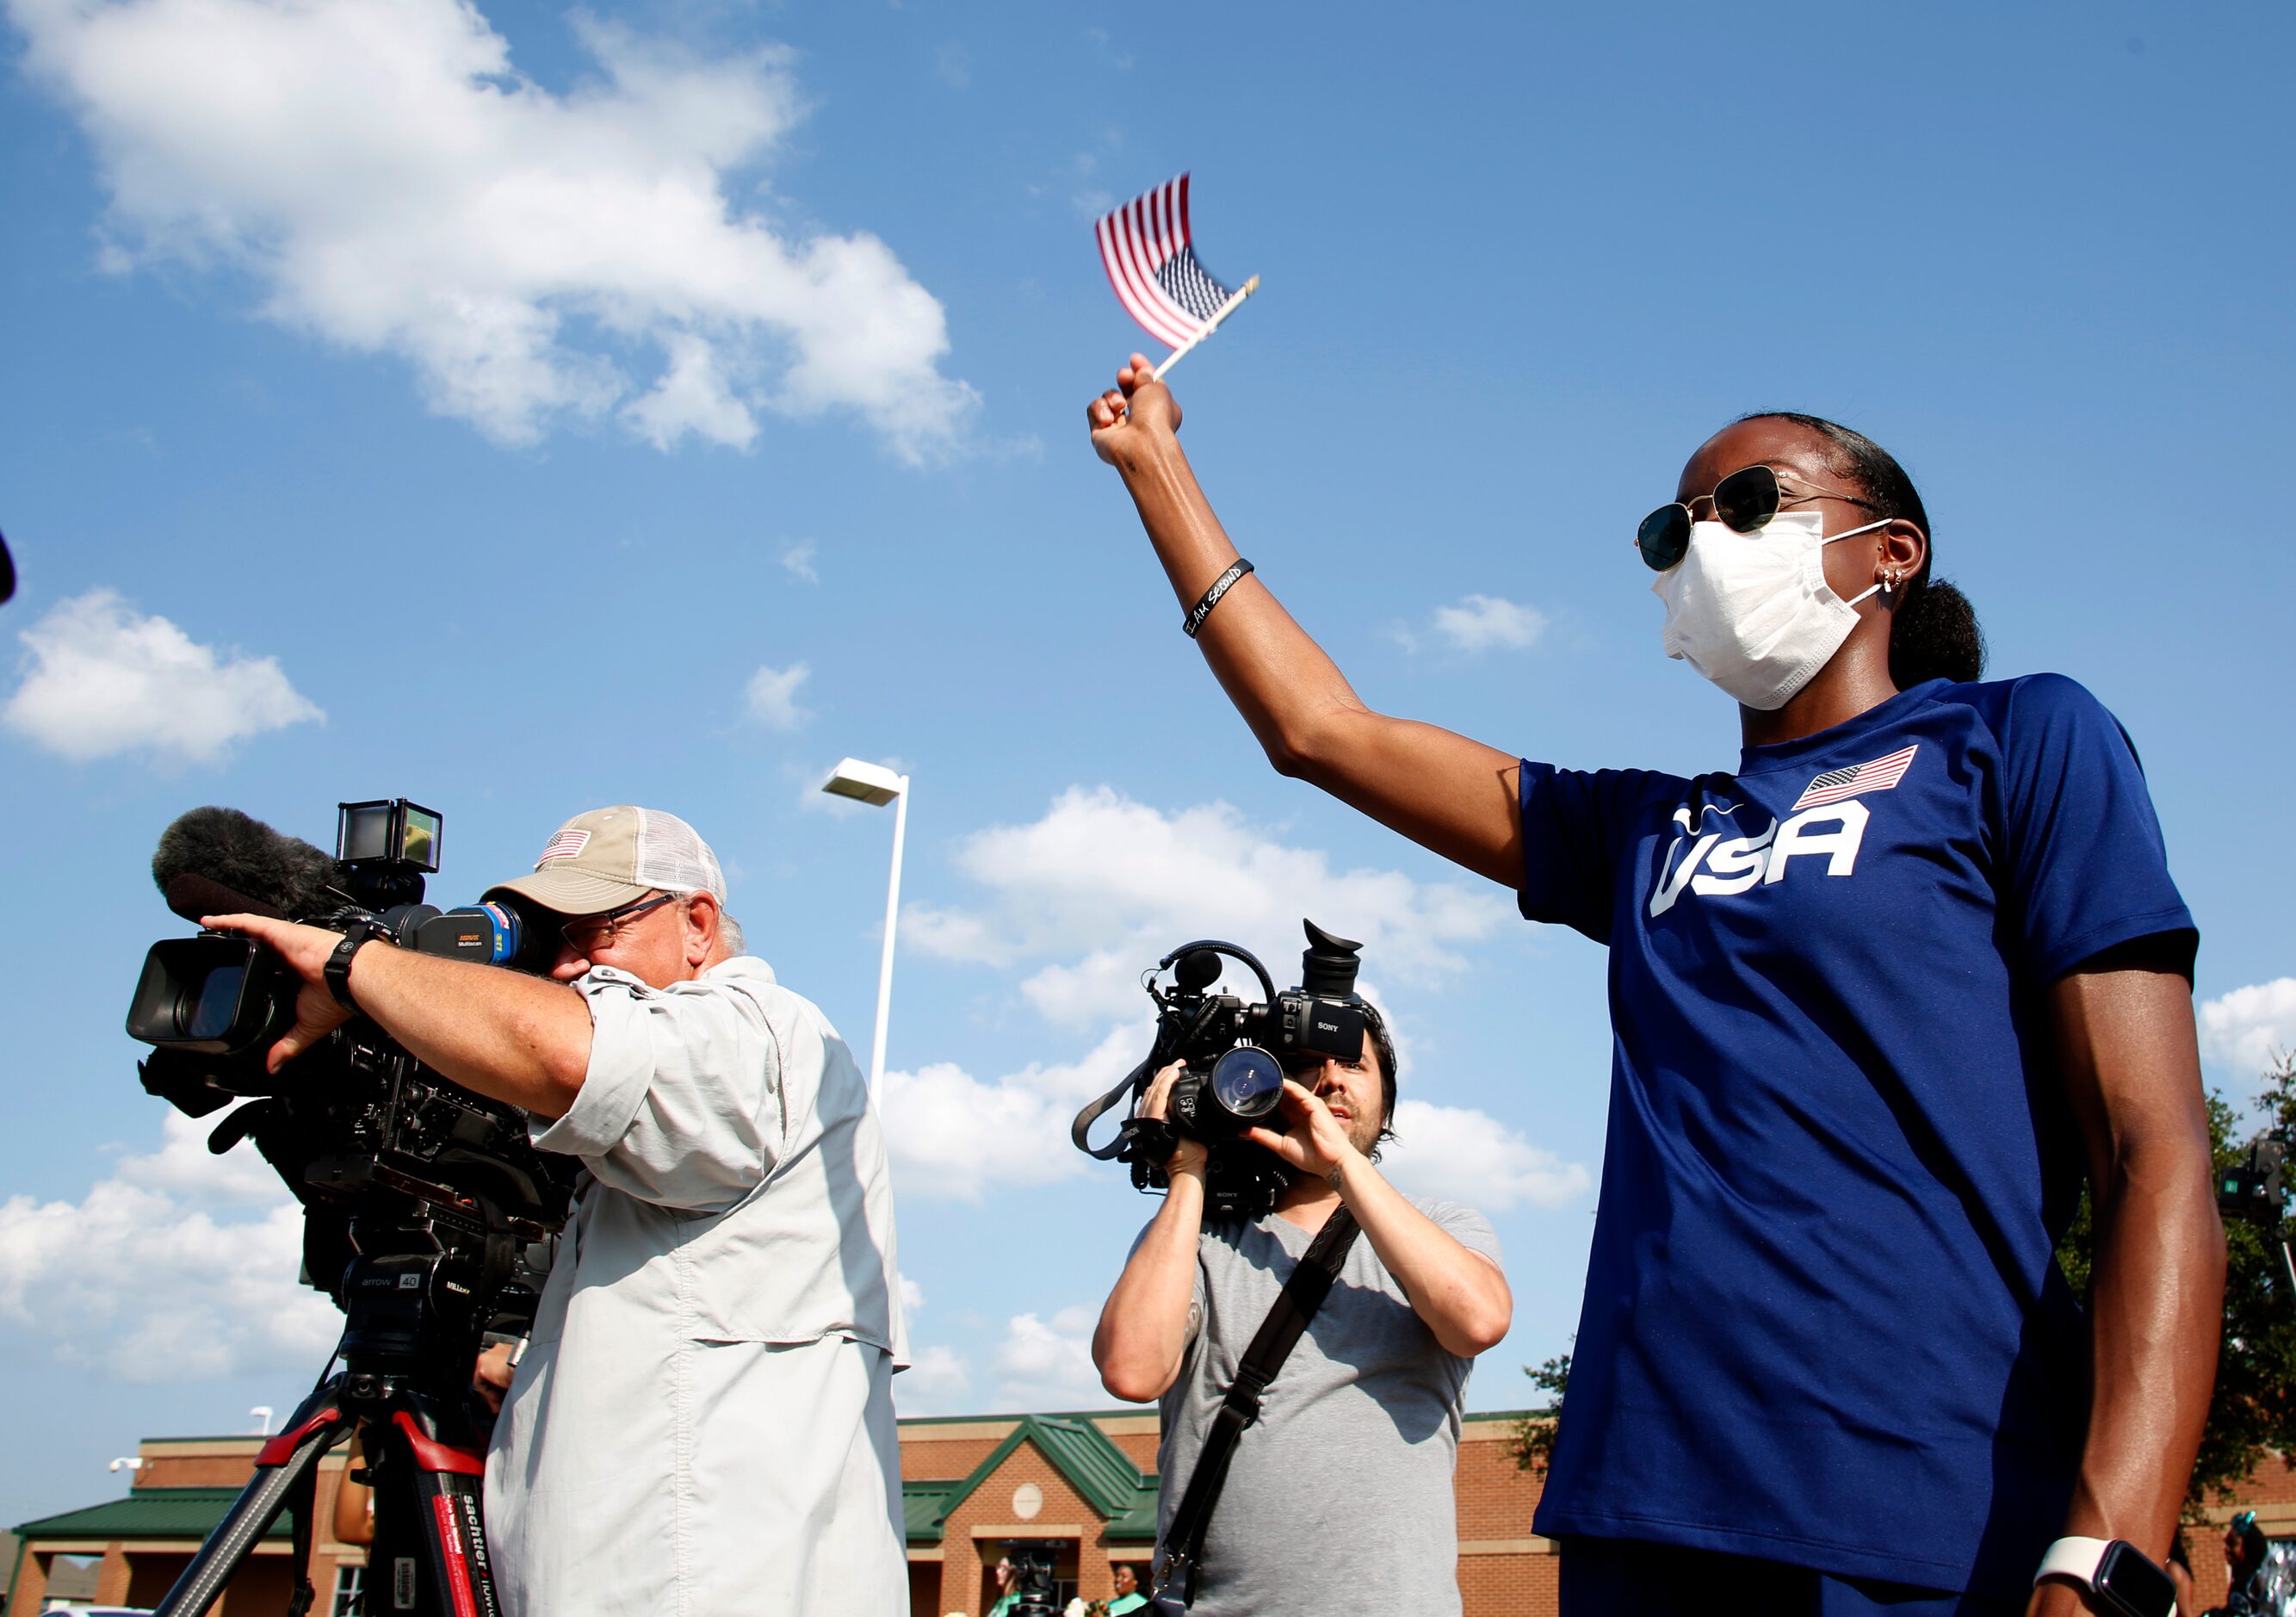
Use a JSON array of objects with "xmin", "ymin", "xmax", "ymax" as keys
[{"xmin": 1092, "ymin": 1011, "xmax": 1512, "ymax": 1617}]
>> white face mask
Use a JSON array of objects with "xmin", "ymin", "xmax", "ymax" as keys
[{"xmin": 1650, "ymin": 510, "xmax": 1891, "ymax": 711}]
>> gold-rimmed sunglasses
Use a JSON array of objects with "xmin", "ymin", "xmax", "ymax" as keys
[{"xmin": 1637, "ymin": 464, "xmax": 1881, "ymax": 571}]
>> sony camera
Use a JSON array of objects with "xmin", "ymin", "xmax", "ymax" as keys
[
  {"xmin": 125, "ymin": 798, "xmax": 576, "ymax": 1362},
  {"xmin": 1073, "ymin": 920, "xmax": 1370, "ymax": 1219}
]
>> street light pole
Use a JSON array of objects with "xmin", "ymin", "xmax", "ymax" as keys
[
  {"xmin": 869, "ymin": 779, "xmax": 908, "ymax": 1086},
  {"xmin": 822, "ymin": 759, "xmax": 912, "ymax": 1086}
]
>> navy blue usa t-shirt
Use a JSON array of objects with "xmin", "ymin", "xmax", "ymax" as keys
[{"xmin": 1520, "ymin": 675, "xmax": 2194, "ymax": 1598}]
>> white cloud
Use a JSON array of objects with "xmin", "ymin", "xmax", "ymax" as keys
[
  {"xmin": 903, "ymin": 786, "xmax": 1511, "ymax": 1026},
  {"xmin": 897, "ymin": 1343, "xmax": 973, "ymax": 1413},
  {"xmin": 8, "ymin": 0, "xmax": 976, "ymax": 458},
  {"xmin": 0, "ymin": 1110, "xmax": 341, "ymax": 1382},
  {"xmin": 4, "ymin": 588, "xmax": 322, "ymax": 765},
  {"xmin": 745, "ymin": 661, "xmax": 811, "ymax": 729},
  {"xmin": 884, "ymin": 785, "xmax": 1589, "ymax": 1207},
  {"xmin": 780, "ymin": 540, "xmax": 819, "ymax": 584},
  {"xmin": 2200, "ymin": 978, "xmax": 2296, "ymax": 1079},
  {"xmin": 1430, "ymin": 594, "xmax": 1546, "ymax": 653},
  {"xmin": 1382, "ymin": 1100, "xmax": 1593, "ymax": 1211},
  {"xmin": 993, "ymin": 1304, "xmax": 1102, "ymax": 1410},
  {"xmin": 878, "ymin": 1025, "xmax": 1146, "ymax": 1200}
]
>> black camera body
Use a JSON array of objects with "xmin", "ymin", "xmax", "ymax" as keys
[
  {"xmin": 126, "ymin": 799, "xmax": 575, "ymax": 1359},
  {"xmin": 1000, "ymin": 1546, "xmax": 1061, "ymax": 1617},
  {"xmin": 2220, "ymin": 1134, "xmax": 2289, "ymax": 1229},
  {"xmin": 1074, "ymin": 920, "xmax": 1371, "ymax": 1220}
]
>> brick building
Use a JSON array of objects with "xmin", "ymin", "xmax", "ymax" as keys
[
  {"xmin": 4, "ymin": 1436, "xmax": 369, "ymax": 1614},
  {"xmin": 9, "ymin": 1421, "xmax": 2289, "ymax": 1615}
]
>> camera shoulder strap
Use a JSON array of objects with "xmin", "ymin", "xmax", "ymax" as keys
[{"xmin": 1150, "ymin": 1204, "xmax": 1361, "ymax": 1612}]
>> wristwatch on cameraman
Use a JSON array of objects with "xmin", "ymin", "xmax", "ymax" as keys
[
  {"xmin": 2033, "ymin": 1537, "xmax": 2180, "ymax": 1617},
  {"xmin": 325, "ymin": 920, "xmax": 396, "ymax": 1013}
]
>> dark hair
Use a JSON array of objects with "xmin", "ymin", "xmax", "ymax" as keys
[
  {"xmin": 1736, "ymin": 411, "xmax": 1985, "ymax": 686},
  {"xmin": 2231, "ymin": 1510, "xmax": 2268, "ymax": 1571},
  {"xmin": 1360, "ymin": 1000, "xmax": 1401, "ymax": 1155}
]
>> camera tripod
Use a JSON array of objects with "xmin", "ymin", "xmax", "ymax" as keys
[{"xmin": 153, "ymin": 1247, "xmax": 511, "ymax": 1617}]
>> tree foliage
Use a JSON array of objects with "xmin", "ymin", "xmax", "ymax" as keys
[
  {"xmin": 1514, "ymin": 1052, "xmax": 2296, "ymax": 1510},
  {"xmin": 1509, "ymin": 1349, "xmax": 1570, "ymax": 1476},
  {"xmin": 2056, "ymin": 1054, "xmax": 2296, "ymax": 1509},
  {"xmin": 2175, "ymin": 1053, "xmax": 2294, "ymax": 1507}
]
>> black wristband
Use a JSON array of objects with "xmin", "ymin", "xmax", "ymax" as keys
[
  {"xmin": 325, "ymin": 922, "xmax": 393, "ymax": 1012},
  {"xmin": 1183, "ymin": 557, "xmax": 1253, "ymax": 639}
]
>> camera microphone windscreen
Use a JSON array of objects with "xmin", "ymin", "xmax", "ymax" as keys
[
  {"xmin": 162, "ymin": 872, "xmax": 283, "ymax": 925},
  {"xmin": 152, "ymin": 806, "xmax": 337, "ymax": 925}
]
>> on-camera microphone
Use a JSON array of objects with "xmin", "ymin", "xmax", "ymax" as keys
[{"xmin": 152, "ymin": 806, "xmax": 337, "ymax": 926}]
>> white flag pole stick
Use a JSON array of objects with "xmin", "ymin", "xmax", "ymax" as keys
[{"xmin": 1150, "ymin": 275, "xmax": 1260, "ymax": 382}]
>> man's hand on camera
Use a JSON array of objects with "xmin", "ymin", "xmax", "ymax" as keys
[
  {"xmin": 201, "ymin": 914, "xmax": 365, "ymax": 1073},
  {"xmin": 1086, "ymin": 351, "xmax": 1181, "ymax": 469},
  {"xmin": 1246, "ymin": 1079, "xmax": 1363, "ymax": 1184},
  {"xmin": 473, "ymin": 1341, "xmax": 517, "ymax": 1416},
  {"xmin": 1137, "ymin": 1060, "xmax": 1210, "ymax": 1178}
]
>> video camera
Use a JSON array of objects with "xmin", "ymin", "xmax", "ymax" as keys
[
  {"xmin": 124, "ymin": 799, "xmax": 579, "ymax": 1614},
  {"xmin": 1072, "ymin": 920, "xmax": 1371, "ymax": 1220},
  {"xmin": 1000, "ymin": 1546, "xmax": 1061, "ymax": 1617},
  {"xmin": 126, "ymin": 797, "xmax": 575, "ymax": 1352},
  {"xmin": 2219, "ymin": 1133, "xmax": 2288, "ymax": 1230},
  {"xmin": 2219, "ymin": 1123, "xmax": 2294, "ymax": 1300}
]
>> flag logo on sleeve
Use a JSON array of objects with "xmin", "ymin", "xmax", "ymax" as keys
[{"xmin": 1791, "ymin": 744, "xmax": 1921, "ymax": 812}]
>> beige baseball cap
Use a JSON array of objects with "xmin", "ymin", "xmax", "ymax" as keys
[{"xmin": 486, "ymin": 806, "xmax": 727, "ymax": 918}]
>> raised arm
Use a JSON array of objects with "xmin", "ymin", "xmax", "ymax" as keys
[
  {"xmin": 1089, "ymin": 356, "xmax": 1525, "ymax": 889},
  {"xmin": 1092, "ymin": 1063, "xmax": 1210, "ymax": 1403},
  {"xmin": 2028, "ymin": 937, "xmax": 2223, "ymax": 1617},
  {"xmin": 1247, "ymin": 1080, "xmax": 1512, "ymax": 1358}
]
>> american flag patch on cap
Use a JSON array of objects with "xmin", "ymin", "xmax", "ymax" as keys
[
  {"xmin": 1792, "ymin": 743, "xmax": 1920, "ymax": 812},
  {"xmin": 536, "ymin": 827, "xmax": 591, "ymax": 864}
]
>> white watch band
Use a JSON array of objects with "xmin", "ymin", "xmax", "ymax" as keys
[
  {"xmin": 2034, "ymin": 1537, "xmax": 2181, "ymax": 1616},
  {"xmin": 2035, "ymin": 1536, "xmax": 2111, "ymax": 1589}
]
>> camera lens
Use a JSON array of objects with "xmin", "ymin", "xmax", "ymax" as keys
[
  {"xmin": 179, "ymin": 963, "xmax": 247, "ymax": 1041},
  {"xmin": 1210, "ymin": 1046, "xmax": 1284, "ymax": 1121}
]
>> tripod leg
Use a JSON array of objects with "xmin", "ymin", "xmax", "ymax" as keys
[
  {"xmin": 366, "ymin": 1405, "xmax": 502, "ymax": 1617},
  {"xmin": 153, "ymin": 1383, "xmax": 348, "ymax": 1617}
]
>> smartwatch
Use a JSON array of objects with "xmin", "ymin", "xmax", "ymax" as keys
[
  {"xmin": 325, "ymin": 920, "xmax": 395, "ymax": 1012},
  {"xmin": 2033, "ymin": 1537, "xmax": 2180, "ymax": 1617}
]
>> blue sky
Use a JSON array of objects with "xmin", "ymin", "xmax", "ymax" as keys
[{"xmin": 3, "ymin": 0, "xmax": 2292, "ymax": 1529}]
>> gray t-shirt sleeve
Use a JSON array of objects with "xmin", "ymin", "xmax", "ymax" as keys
[{"xmin": 1415, "ymin": 1197, "xmax": 1503, "ymax": 1267}]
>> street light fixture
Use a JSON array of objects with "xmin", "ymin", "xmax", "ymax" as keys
[{"xmin": 822, "ymin": 759, "xmax": 910, "ymax": 1086}]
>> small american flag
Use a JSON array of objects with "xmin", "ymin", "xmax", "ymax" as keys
[
  {"xmin": 1095, "ymin": 173, "xmax": 1237, "ymax": 350},
  {"xmin": 1792, "ymin": 744, "xmax": 1921, "ymax": 812},
  {"xmin": 536, "ymin": 827, "xmax": 591, "ymax": 864}
]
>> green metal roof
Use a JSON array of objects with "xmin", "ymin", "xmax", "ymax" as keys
[
  {"xmin": 902, "ymin": 1479, "xmax": 962, "ymax": 1541},
  {"xmin": 1100, "ymin": 1482, "xmax": 1163, "ymax": 1544},
  {"xmin": 16, "ymin": 1487, "xmax": 290, "ymax": 1541},
  {"xmin": 903, "ymin": 1415, "xmax": 1162, "ymax": 1545},
  {"xmin": 1018, "ymin": 1416, "xmax": 1147, "ymax": 1519}
]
